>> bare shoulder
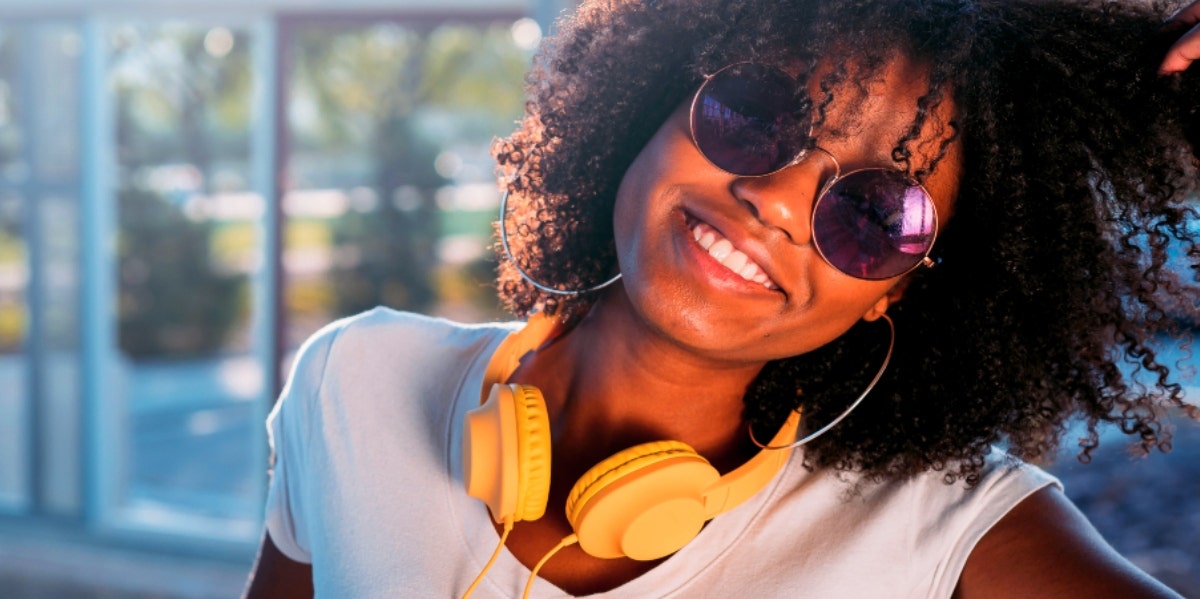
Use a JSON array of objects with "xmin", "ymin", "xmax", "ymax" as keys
[
  {"xmin": 954, "ymin": 486, "xmax": 1182, "ymax": 599},
  {"xmin": 243, "ymin": 532, "xmax": 314, "ymax": 599}
]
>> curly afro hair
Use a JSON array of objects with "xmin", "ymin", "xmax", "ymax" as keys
[{"xmin": 492, "ymin": 0, "xmax": 1200, "ymax": 484}]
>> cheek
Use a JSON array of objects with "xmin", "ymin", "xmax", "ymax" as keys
[
  {"xmin": 611, "ymin": 119, "xmax": 687, "ymax": 267},
  {"xmin": 611, "ymin": 161, "xmax": 650, "ymax": 273},
  {"xmin": 765, "ymin": 276, "xmax": 897, "ymax": 352}
]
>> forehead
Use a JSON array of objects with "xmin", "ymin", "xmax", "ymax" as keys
[
  {"xmin": 806, "ymin": 54, "xmax": 962, "ymax": 217},
  {"xmin": 807, "ymin": 56, "xmax": 951, "ymax": 163}
]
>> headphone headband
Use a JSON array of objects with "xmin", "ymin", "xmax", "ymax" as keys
[{"xmin": 480, "ymin": 312, "xmax": 562, "ymax": 404}]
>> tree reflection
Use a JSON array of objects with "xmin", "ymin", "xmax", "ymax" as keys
[
  {"xmin": 285, "ymin": 21, "xmax": 531, "ymax": 336},
  {"xmin": 113, "ymin": 26, "xmax": 252, "ymax": 359}
]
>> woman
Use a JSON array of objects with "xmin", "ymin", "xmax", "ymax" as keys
[{"xmin": 246, "ymin": 0, "xmax": 1200, "ymax": 596}]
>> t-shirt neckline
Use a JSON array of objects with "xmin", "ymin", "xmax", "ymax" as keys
[{"xmin": 442, "ymin": 324, "xmax": 799, "ymax": 598}]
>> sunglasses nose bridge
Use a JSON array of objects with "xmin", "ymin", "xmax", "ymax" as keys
[{"xmin": 729, "ymin": 164, "xmax": 822, "ymax": 246}]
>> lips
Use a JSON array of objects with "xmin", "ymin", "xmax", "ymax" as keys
[{"xmin": 689, "ymin": 221, "xmax": 779, "ymax": 290}]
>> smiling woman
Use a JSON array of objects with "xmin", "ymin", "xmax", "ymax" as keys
[{"xmin": 245, "ymin": 0, "xmax": 1200, "ymax": 597}]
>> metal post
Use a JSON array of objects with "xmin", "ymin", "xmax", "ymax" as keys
[
  {"xmin": 250, "ymin": 14, "xmax": 279, "ymax": 510},
  {"xmin": 80, "ymin": 15, "xmax": 118, "ymax": 527}
]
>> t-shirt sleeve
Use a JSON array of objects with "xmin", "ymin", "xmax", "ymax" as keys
[
  {"xmin": 263, "ymin": 321, "xmax": 344, "ymax": 564},
  {"xmin": 919, "ymin": 448, "xmax": 1063, "ymax": 598}
]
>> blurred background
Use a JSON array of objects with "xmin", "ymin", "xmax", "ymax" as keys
[{"xmin": 0, "ymin": 0, "xmax": 1195, "ymax": 597}]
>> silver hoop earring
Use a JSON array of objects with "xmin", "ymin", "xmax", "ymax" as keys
[
  {"xmin": 499, "ymin": 188, "xmax": 622, "ymax": 296},
  {"xmin": 750, "ymin": 313, "xmax": 895, "ymax": 450}
]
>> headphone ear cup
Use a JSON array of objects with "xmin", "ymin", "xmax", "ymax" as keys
[
  {"xmin": 565, "ymin": 441, "xmax": 720, "ymax": 561},
  {"xmin": 509, "ymin": 384, "xmax": 552, "ymax": 522},
  {"xmin": 463, "ymin": 383, "xmax": 551, "ymax": 523}
]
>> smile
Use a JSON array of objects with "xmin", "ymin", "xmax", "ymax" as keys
[{"xmin": 690, "ymin": 221, "xmax": 779, "ymax": 290}]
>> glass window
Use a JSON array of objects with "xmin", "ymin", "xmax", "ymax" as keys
[
  {"xmin": 282, "ymin": 17, "xmax": 537, "ymax": 349},
  {"xmin": 105, "ymin": 21, "xmax": 264, "ymax": 540},
  {"xmin": 32, "ymin": 24, "xmax": 83, "ymax": 516},
  {"xmin": 0, "ymin": 26, "xmax": 30, "ymax": 513},
  {"xmin": 0, "ymin": 190, "xmax": 28, "ymax": 512}
]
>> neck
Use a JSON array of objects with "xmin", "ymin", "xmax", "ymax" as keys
[{"xmin": 510, "ymin": 291, "xmax": 767, "ymax": 471}]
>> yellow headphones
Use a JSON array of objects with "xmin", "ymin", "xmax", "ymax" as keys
[{"xmin": 463, "ymin": 312, "xmax": 800, "ymax": 562}]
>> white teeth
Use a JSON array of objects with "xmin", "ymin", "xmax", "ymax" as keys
[
  {"xmin": 722, "ymin": 248, "xmax": 748, "ymax": 272},
  {"xmin": 709, "ymin": 239, "xmax": 734, "ymax": 261},
  {"xmin": 689, "ymin": 222, "xmax": 779, "ymax": 290}
]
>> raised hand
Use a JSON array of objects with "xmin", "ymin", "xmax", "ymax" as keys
[{"xmin": 1161, "ymin": 0, "xmax": 1200, "ymax": 74}]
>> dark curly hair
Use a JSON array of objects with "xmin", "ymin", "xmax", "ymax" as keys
[{"xmin": 492, "ymin": 0, "xmax": 1200, "ymax": 484}]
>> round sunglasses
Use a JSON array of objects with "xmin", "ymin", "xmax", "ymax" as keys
[{"xmin": 689, "ymin": 63, "xmax": 939, "ymax": 281}]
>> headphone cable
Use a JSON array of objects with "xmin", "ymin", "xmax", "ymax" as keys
[
  {"xmin": 522, "ymin": 534, "xmax": 578, "ymax": 599},
  {"xmin": 461, "ymin": 518, "xmax": 514, "ymax": 599}
]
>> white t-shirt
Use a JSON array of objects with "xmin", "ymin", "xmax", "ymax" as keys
[{"xmin": 265, "ymin": 307, "xmax": 1060, "ymax": 598}]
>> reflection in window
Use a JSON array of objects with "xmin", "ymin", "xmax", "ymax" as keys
[
  {"xmin": 113, "ymin": 24, "xmax": 254, "ymax": 359},
  {"xmin": 0, "ymin": 189, "xmax": 26, "ymax": 509},
  {"xmin": 0, "ymin": 26, "xmax": 29, "ymax": 511},
  {"xmin": 109, "ymin": 23, "xmax": 262, "ymax": 537},
  {"xmin": 0, "ymin": 192, "xmax": 21, "ymax": 355},
  {"xmin": 284, "ymin": 19, "xmax": 537, "ymax": 347}
]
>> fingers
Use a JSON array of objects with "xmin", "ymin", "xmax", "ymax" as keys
[
  {"xmin": 1161, "ymin": 23, "xmax": 1200, "ymax": 74},
  {"xmin": 1161, "ymin": 1, "xmax": 1200, "ymax": 74}
]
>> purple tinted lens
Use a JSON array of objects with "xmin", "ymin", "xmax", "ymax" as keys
[
  {"xmin": 812, "ymin": 169, "xmax": 937, "ymax": 280},
  {"xmin": 691, "ymin": 64, "xmax": 807, "ymax": 176}
]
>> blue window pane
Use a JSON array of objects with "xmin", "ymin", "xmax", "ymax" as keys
[
  {"xmin": 0, "ymin": 26, "xmax": 30, "ymax": 513},
  {"xmin": 104, "ymin": 22, "xmax": 264, "ymax": 540},
  {"xmin": 282, "ymin": 20, "xmax": 531, "ymax": 348}
]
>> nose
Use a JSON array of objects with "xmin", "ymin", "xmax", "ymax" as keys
[{"xmin": 729, "ymin": 154, "xmax": 831, "ymax": 244}]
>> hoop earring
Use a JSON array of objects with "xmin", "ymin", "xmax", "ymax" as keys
[
  {"xmin": 499, "ymin": 188, "xmax": 622, "ymax": 296},
  {"xmin": 749, "ymin": 313, "xmax": 895, "ymax": 450}
]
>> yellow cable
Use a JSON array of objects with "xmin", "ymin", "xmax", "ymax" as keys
[
  {"xmin": 522, "ymin": 534, "xmax": 578, "ymax": 599},
  {"xmin": 461, "ymin": 519, "xmax": 514, "ymax": 599}
]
